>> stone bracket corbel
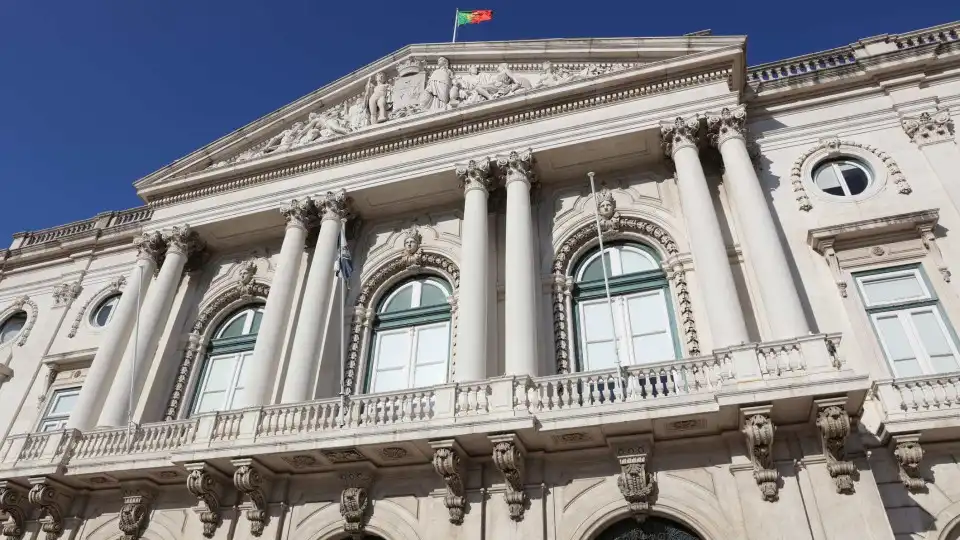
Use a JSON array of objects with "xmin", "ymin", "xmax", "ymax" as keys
[
  {"xmin": 0, "ymin": 480, "xmax": 29, "ymax": 539},
  {"xmin": 27, "ymin": 476, "xmax": 74, "ymax": 540},
  {"xmin": 740, "ymin": 405, "xmax": 779, "ymax": 502},
  {"xmin": 608, "ymin": 436, "xmax": 657, "ymax": 520},
  {"xmin": 119, "ymin": 481, "xmax": 156, "ymax": 540},
  {"xmin": 430, "ymin": 439, "xmax": 468, "ymax": 525},
  {"xmin": 813, "ymin": 398, "xmax": 856, "ymax": 494},
  {"xmin": 489, "ymin": 433, "xmax": 527, "ymax": 522},
  {"xmin": 892, "ymin": 434, "xmax": 926, "ymax": 492},
  {"xmin": 185, "ymin": 462, "xmax": 228, "ymax": 538},
  {"xmin": 817, "ymin": 239, "xmax": 848, "ymax": 297},
  {"xmin": 339, "ymin": 470, "xmax": 373, "ymax": 538},
  {"xmin": 917, "ymin": 224, "xmax": 951, "ymax": 282},
  {"xmin": 232, "ymin": 458, "xmax": 273, "ymax": 537}
]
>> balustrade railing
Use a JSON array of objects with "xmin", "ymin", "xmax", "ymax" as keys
[
  {"xmin": 876, "ymin": 374, "xmax": 960, "ymax": 415},
  {"xmin": 71, "ymin": 420, "xmax": 196, "ymax": 461},
  {"xmin": 748, "ymin": 47, "xmax": 857, "ymax": 85}
]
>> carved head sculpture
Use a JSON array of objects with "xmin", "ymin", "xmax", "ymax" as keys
[
  {"xmin": 541, "ymin": 60, "xmax": 554, "ymax": 73},
  {"xmin": 469, "ymin": 65, "xmax": 480, "ymax": 76},
  {"xmin": 402, "ymin": 227, "xmax": 423, "ymax": 255},
  {"xmin": 437, "ymin": 56, "xmax": 449, "ymax": 68},
  {"xmin": 596, "ymin": 188, "xmax": 617, "ymax": 219},
  {"xmin": 375, "ymin": 71, "xmax": 386, "ymax": 84}
]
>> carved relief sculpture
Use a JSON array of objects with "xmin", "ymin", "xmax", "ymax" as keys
[
  {"xmin": 615, "ymin": 446, "xmax": 657, "ymax": 520},
  {"xmin": 901, "ymin": 108, "xmax": 954, "ymax": 146},
  {"xmin": 52, "ymin": 281, "xmax": 83, "ymax": 306},
  {"xmin": 233, "ymin": 460, "xmax": 270, "ymax": 537},
  {"xmin": 742, "ymin": 413, "xmax": 779, "ymax": 501},
  {"xmin": 400, "ymin": 226, "xmax": 424, "ymax": 268},
  {"xmin": 490, "ymin": 436, "xmax": 526, "ymax": 521},
  {"xmin": 0, "ymin": 482, "xmax": 27, "ymax": 540},
  {"xmin": 186, "ymin": 466, "xmax": 223, "ymax": 538},
  {"xmin": 420, "ymin": 57, "xmax": 460, "ymax": 111},
  {"xmin": 365, "ymin": 72, "xmax": 391, "ymax": 125},
  {"xmin": 118, "ymin": 487, "xmax": 153, "ymax": 540},
  {"xmin": 339, "ymin": 471, "xmax": 372, "ymax": 537},
  {"xmin": 893, "ymin": 436, "xmax": 926, "ymax": 492},
  {"xmin": 815, "ymin": 405, "xmax": 856, "ymax": 493},
  {"xmin": 432, "ymin": 445, "xmax": 467, "ymax": 525}
]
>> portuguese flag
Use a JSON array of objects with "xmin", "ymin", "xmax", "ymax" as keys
[{"xmin": 457, "ymin": 9, "xmax": 493, "ymax": 26}]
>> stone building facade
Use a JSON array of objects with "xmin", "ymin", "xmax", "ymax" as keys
[{"xmin": 1, "ymin": 21, "xmax": 960, "ymax": 540}]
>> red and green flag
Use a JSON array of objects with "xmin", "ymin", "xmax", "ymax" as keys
[{"xmin": 456, "ymin": 9, "xmax": 493, "ymax": 26}]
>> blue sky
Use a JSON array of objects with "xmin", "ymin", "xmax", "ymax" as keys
[{"xmin": 1, "ymin": 1, "xmax": 957, "ymax": 242}]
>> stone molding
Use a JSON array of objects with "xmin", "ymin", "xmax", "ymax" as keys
[
  {"xmin": 489, "ymin": 433, "xmax": 527, "ymax": 522},
  {"xmin": 339, "ymin": 471, "xmax": 372, "ymax": 536},
  {"xmin": 0, "ymin": 481, "xmax": 28, "ymax": 540},
  {"xmin": 741, "ymin": 406, "xmax": 779, "ymax": 502},
  {"xmin": 814, "ymin": 400, "xmax": 856, "ymax": 494},
  {"xmin": 430, "ymin": 439, "xmax": 467, "ymax": 525},
  {"xmin": 27, "ymin": 477, "xmax": 73, "ymax": 540},
  {"xmin": 790, "ymin": 136, "xmax": 912, "ymax": 212},
  {"xmin": 0, "ymin": 295, "xmax": 37, "ymax": 348},
  {"xmin": 706, "ymin": 105, "xmax": 748, "ymax": 147},
  {"xmin": 67, "ymin": 276, "xmax": 125, "ymax": 338},
  {"xmin": 659, "ymin": 115, "xmax": 702, "ymax": 157},
  {"xmin": 232, "ymin": 458, "xmax": 272, "ymax": 537},
  {"xmin": 550, "ymin": 212, "xmax": 697, "ymax": 373},
  {"xmin": 119, "ymin": 483, "xmax": 155, "ymax": 540},
  {"xmin": 892, "ymin": 434, "xmax": 926, "ymax": 492},
  {"xmin": 901, "ymin": 108, "xmax": 954, "ymax": 146},
  {"xmin": 345, "ymin": 251, "xmax": 460, "ymax": 395},
  {"xmin": 163, "ymin": 280, "xmax": 271, "ymax": 420},
  {"xmin": 185, "ymin": 463, "xmax": 226, "ymax": 539}
]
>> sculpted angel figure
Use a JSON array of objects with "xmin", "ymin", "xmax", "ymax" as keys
[
  {"xmin": 420, "ymin": 57, "xmax": 460, "ymax": 111},
  {"xmin": 261, "ymin": 121, "xmax": 304, "ymax": 155},
  {"xmin": 365, "ymin": 71, "xmax": 391, "ymax": 125}
]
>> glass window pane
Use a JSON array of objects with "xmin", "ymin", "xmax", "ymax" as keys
[
  {"xmin": 875, "ymin": 314, "xmax": 923, "ymax": 377},
  {"xmin": 619, "ymin": 249, "xmax": 657, "ymax": 274},
  {"xmin": 382, "ymin": 285, "xmax": 414, "ymax": 313},
  {"xmin": 372, "ymin": 367, "xmax": 406, "ymax": 393},
  {"xmin": 632, "ymin": 333, "xmax": 676, "ymax": 364},
  {"xmin": 414, "ymin": 325, "xmax": 450, "ymax": 367},
  {"xmin": 626, "ymin": 292, "xmax": 668, "ymax": 336},
  {"xmin": 414, "ymin": 362, "xmax": 447, "ymax": 387},
  {"xmin": 579, "ymin": 253, "xmax": 613, "ymax": 282},
  {"xmin": 911, "ymin": 310, "xmax": 960, "ymax": 373},
  {"xmin": 218, "ymin": 315, "xmax": 248, "ymax": 339},
  {"xmin": 250, "ymin": 310, "xmax": 263, "ymax": 334},
  {"xmin": 861, "ymin": 274, "xmax": 926, "ymax": 305},
  {"xmin": 839, "ymin": 162, "xmax": 869, "ymax": 195},
  {"xmin": 229, "ymin": 388, "xmax": 247, "ymax": 409},
  {"xmin": 203, "ymin": 356, "xmax": 238, "ymax": 393},
  {"xmin": 40, "ymin": 420, "xmax": 67, "ymax": 432},
  {"xmin": 419, "ymin": 283, "xmax": 448, "ymax": 307},
  {"xmin": 93, "ymin": 296, "xmax": 119, "ymax": 327},
  {"xmin": 49, "ymin": 392, "xmax": 79, "ymax": 416},
  {"xmin": 0, "ymin": 313, "xmax": 26, "ymax": 344},
  {"xmin": 374, "ymin": 331, "xmax": 412, "ymax": 369},
  {"xmin": 196, "ymin": 391, "xmax": 226, "ymax": 414},
  {"xmin": 581, "ymin": 301, "xmax": 616, "ymax": 342},
  {"xmin": 814, "ymin": 164, "xmax": 844, "ymax": 195},
  {"xmin": 585, "ymin": 342, "xmax": 619, "ymax": 371}
]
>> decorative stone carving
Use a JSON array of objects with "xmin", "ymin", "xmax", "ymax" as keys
[
  {"xmin": 1, "ymin": 295, "xmax": 38, "ymax": 347},
  {"xmin": 0, "ymin": 482, "xmax": 27, "ymax": 540},
  {"xmin": 232, "ymin": 459, "xmax": 271, "ymax": 537},
  {"xmin": 534, "ymin": 60, "xmax": 575, "ymax": 88},
  {"xmin": 615, "ymin": 446, "xmax": 657, "ymax": 519},
  {"xmin": 902, "ymin": 108, "xmax": 953, "ymax": 146},
  {"xmin": 455, "ymin": 158, "xmax": 496, "ymax": 193},
  {"xmin": 659, "ymin": 115, "xmax": 702, "ymax": 157},
  {"xmin": 400, "ymin": 226, "xmax": 424, "ymax": 268},
  {"xmin": 237, "ymin": 260, "xmax": 259, "ymax": 296},
  {"xmin": 68, "ymin": 276, "xmax": 125, "ymax": 337},
  {"xmin": 590, "ymin": 183, "xmax": 623, "ymax": 232},
  {"xmin": 27, "ymin": 478, "xmax": 71, "ymax": 540},
  {"xmin": 118, "ymin": 486, "xmax": 154, "ymax": 540},
  {"xmin": 164, "ymin": 281, "xmax": 270, "ymax": 419},
  {"xmin": 892, "ymin": 435, "xmax": 925, "ymax": 492},
  {"xmin": 339, "ymin": 471, "xmax": 372, "ymax": 536},
  {"xmin": 666, "ymin": 259, "xmax": 700, "ymax": 356},
  {"xmin": 52, "ymin": 281, "xmax": 83, "ymax": 306},
  {"xmin": 279, "ymin": 198, "xmax": 317, "ymax": 229},
  {"xmin": 345, "ymin": 252, "xmax": 459, "ymax": 394},
  {"xmin": 164, "ymin": 224, "xmax": 205, "ymax": 257},
  {"xmin": 918, "ymin": 224, "xmax": 952, "ymax": 282},
  {"xmin": 790, "ymin": 137, "xmax": 912, "ymax": 211},
  {"xmin": 315, "ymin": 189, "xmax": 352, "ymax": 221},
  {"xmin": 496, "ymin": 148, "xmax": 536, "ymax": 188},
  {"xmin": 365, "ymin": 72, "xmax": 391, "ymax": 125},
  {"xmin": 185, "ymin": 465, "xmax": 224, "ymax": 538},
  {"xmin": 742, "ymin": 411, "xmax": 779, "ymax": 501},
  {"xmin": 705, "ymin": 106, "xmax": 747, "ymax": 147},
  {"xmin": 133, "ymin": 231, "xmax": 167, "ymax": 266},
  {"xmin": 431, "ymin": 442, "xmax": 467, "ymax": 525},
  {"xmin": 490, "ymin": 435, "xmax": 526, "ymax": 521},
  {"xmin": 419, "ymin": 57, "xmax": 459, "ymax": 112},
  {"xmin": 815, "ymin": 404, "xmax": 856, "ymax": 493}
]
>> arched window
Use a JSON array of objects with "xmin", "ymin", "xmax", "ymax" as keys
[
  {"xmin": 367, "ymin": 277, "xmax": 452, "ymax": 393},
  {"xmin": 90, "ymin": 294, "xmax": 121, "ymax": 328},
  {"xmin": 574, "ymin": 243, "xmax": 680, "ymax": 371},
  {"xmin": 596, "ymin": 517, "xmax": 701, "ymax": 540},
  {"xmin": 192, "ymin": 304, "xmax": 264, "ymax": 414},
  {"xmin": 0, "ymin": 311, "xmax": 27, "ymax": 346}
]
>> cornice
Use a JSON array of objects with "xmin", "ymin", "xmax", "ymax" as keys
[{"xmin": 807, "ymin": 209, "xmax": 939, "ymax": 253}]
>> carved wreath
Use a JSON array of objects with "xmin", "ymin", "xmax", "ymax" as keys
[
  {"xmin": 163, "ymin": 281, "xmax": 271, "ymax": 420},
  {"xmin": 0, "ymin": 295, "xmax": 38, "ymax": 347},
  {"xmin": 551, "ymin": 217, "xmax": 700, "ymax": 373},
  {"xmin": 344, "ymin": 251, "xmax": 460, "ymax": 395}
]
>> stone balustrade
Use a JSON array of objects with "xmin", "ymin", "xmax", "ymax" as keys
[
  {"xmin": 747, "ymin": 47, "xmax": 857, "ymax": 86},
  {"xmin": 874, "ymin": 373, "xmax": 960, "ymax": 434}
]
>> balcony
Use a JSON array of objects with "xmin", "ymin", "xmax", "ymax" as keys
[
  {"xmin": 0, "ymin": 333, "xmax": 869, "ymax": 486},
  {"xmin": 872, "ymin": 372, "xmax": 960, "ymax": 435}
]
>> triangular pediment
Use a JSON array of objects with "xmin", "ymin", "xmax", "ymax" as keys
[{"xmin": 135, "ymin": 36, "xmax": 745, "ymax": 199}]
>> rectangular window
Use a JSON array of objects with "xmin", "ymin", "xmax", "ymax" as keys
[
  {"xmin": 856, "ymin": 267, "xmax": 960, "ymax": 377},
  {"xmin": 39, "ymin": 387, "xmax": 80, "ymax": 431},
  {"xmin": 193, "ymin": 351, "xmax": 252, "ymax": 414},
  {"xmin": 369, "ymin": 322, "xmax": 451, "ymax": 393},
  {"xmin": 578, "ymin": 291, "xmax": 677, "ymax": 371}
]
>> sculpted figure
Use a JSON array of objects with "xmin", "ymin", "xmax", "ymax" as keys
[
  {"xmin": 458, "ymin": 66, "xmax": 495, "ymax": 104},
  {"xmin": 262, "ymin": 122, "xmax": 304, "ymax": 155},
  {"xmin": 365, "ymin": 72, "xmax": 390, "ymax": 125},
  {"xmin": 297, "ymin": 105, "xmax": 351, "ymax": 146},
  {"xmin": 491, "ymin": 63, "xmax": 529, "ymax": 97},
  {"xmin": 535, "ymin": 60, "xmax": 573, "ymax": 88},
  {"xmin": 347, "ymin": 97, "xmax": 370, "ymax": 130},
  {"xmin": 420, "ymin": 57, "xmax": 460, "ymax": 111}
]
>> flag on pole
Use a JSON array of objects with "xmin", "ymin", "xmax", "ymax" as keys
[
  {"xmin": 456, "ymin": 9, "xmax": 493, "ymax": 26},
  {"xmin": 336, "ymin": 228, "xmax": 353, "ymax": 280}
]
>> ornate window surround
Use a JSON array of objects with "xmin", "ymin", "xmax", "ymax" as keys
[
  {"xmin": 551, "ymin": 214, "xmax": 699, "ymax": 374},
  {"xmin": 163, "ymin": 277, "xmax": 271, "ymax": 420},
  {"xmin": 67, "ymin": 276, "xmax": 126, "ymax": 338},
  {"xmin": 790, "ymin": 136, "xmax": 912, "ymax": 211},
  {"xmin": 344, "ymin": 249, "xmax": 460, "ymax": 396},
  {"xmin": 0, "ymin": 295, "xmax": 38, "ymax": 348}
]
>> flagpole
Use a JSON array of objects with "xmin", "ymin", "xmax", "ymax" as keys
[
  {"xmin": 452, "ymin": 8, "xmax": 459, "ymax": 43},
  {"xmin": 587, "ymin": 172, "xmax": 624, "ymax": 400},
  {"xmin": 338, "ymin": 221, "xmax": 348, "ymax": 427}
]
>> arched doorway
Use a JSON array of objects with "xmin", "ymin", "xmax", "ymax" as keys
[{"xmin": 596, "ymin": 517, "xmax": 702, "ymax": 540}]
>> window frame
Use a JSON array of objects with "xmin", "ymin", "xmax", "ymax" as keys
[
  {"xmin": 0, "ymin": 311, "xmax": 27, "ymax": 346},
  {"xmin": 89, "ymin": 294, "xmax": 121, "ymax": 329},
  {"xmin": 189, "ymin": 304, "xmax": 264, "ymax": 415},
  {"xmin": 854, "ymin": 264, "xmax": 960, "ymax": 378},
  {"xmin": 813, "ymin": 158, "xmax": 873, "ymax": 198},
  {"xmin": 37, "ymin": 386, "xmax": 81, "ymax": 432}
]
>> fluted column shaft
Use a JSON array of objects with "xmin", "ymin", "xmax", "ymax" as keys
[
  {"xmin": 98, "ymin": 226, "xmax": 203, "ymax": 428},
  {"xmin": 661, "ymin": 116, "xmax": 749, "ymax": 348},
  {"xmin": 500, "ymin": 150, "xmax": 539, "ymax": 376},
  {"xmin": 708, "ymin": 107, "xmax": 809, "ymax": 339},
  {"xmin": 68, "ymin": 233, "xmax": 164, "ymax": 430},
  {"xmin": 281, "ymin": 191, "xmax": 350, "ymax": 403},
  {"xmin": 455, "ymin": 159, "xmax": 494, "ymax": 382},
  {"xmin": 243, "ymin": 199, "xmax": 314, "ymax": 408}
]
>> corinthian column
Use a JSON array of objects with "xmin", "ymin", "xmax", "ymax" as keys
[
  {"xmin": 498, "ymin": 150, "xmax": 539, "ymax": 376},
  {"xmin": 707, "ymin": 106, "xmax": 809, "ymax": 340},
  {"xmin": 901, "ymin": 108, "xmax": 960, "ymax": 213},
  {"xmin": 454, "ymin": 159, "xmax": 494, "ymax": 382},
  {"xmin": 660, "ymin": 116, "xmax": 749, "ymax": 348},
  {"xmin": 98, "ymin": 225, "xmax": 205, "ymax": 428},
  {"xmin": 68, "ymin": 232, "xmax": 165, "ymax": 430},
  {"xmin": 281, "ymin": 190, "xmax": 351, "ymax": 403},
  {"xmin": 242, "ymin": 199, "xmax": 314, "ymax": 408}
]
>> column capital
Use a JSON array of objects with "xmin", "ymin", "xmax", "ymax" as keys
[
  {"xmin": 706, "ymin": 105, "xmax": 748, "ymax": 148},
  {"xmin": 496, "ymin": 149, "xmax": 536, "ymax": 188},
  {"xmin": 164, "ymin": 224, "xmax": 206, "ymax": 257},
  {"xmin": 315, "ymin": 188, "xmax": 353, "ymax": 222},
  {"xmin": 901, "ymin": 108, "xmax": 954, "ymax": 146},
  {"xmin": 133, "ymin": 231, "xmax": 166, "ymax": 265},
  {"xmin": 659, "ymin": 115, "xmax": 702, "ymax": 157},
  {"xmin": 279, "ymin": 197, "xmax": 317, "ymax": 230},
  {"xmin": 455, "ymin": 157, "xmax": 495, "ymax": 194}
]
